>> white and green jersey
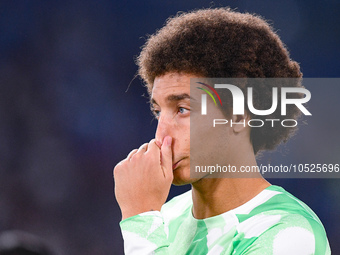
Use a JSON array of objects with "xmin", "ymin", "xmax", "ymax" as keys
[{"xmin": 120, "ymin": 185, "xmax": 330, "ymax": 254}]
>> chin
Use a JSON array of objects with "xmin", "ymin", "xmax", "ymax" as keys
[{"xmin": 172, "ymin": 166, "xmax": 199, "ymax": 186}]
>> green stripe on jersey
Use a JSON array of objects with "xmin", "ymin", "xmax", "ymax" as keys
[{"xmin": 120, "ymin": 185, "xmax": 331, "ymax": 254}]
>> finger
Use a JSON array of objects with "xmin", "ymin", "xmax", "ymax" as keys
[
  {"xmin": 155, "ymin": 139, "xmax": 162, "ymax": 149},
  {"xmin": 160, "ymin": 136, "xmax": 173, "ymax": 178},
  {"xmin": 137, "ymin": 142, "xmax": 149, "ymax": 154},
  {"xmin": 126, "ymin": 149, "xmax": 138, "ymax": 160},
  {"xmin": 146, "ymin": 140, "xmax": 161, "ymax": 161},
  {"xmin": 146, "ymin": 139, "xmax": 159, "ymax": 153}
]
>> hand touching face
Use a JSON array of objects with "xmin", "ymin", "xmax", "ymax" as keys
[{"xmin": 114, "ymin": 137, "xmax": 173, "ymax": 220}]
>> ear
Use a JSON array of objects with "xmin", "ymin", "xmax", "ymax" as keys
[{"xmin": 231, "ymin": 111, "xmax": 251, "ymax": 133}]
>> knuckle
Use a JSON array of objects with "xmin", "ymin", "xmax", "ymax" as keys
[
  {"xmin": 139, "ymin": 143, "xmax": 148, "ymax": 149},
  {"xmin": 113, "ymin": 160, "xmax": 126, "ymax": 175},
  {"xmin": 126, "ymin": 149, "xmax": 137, "ymax": 159},
  {"xmin": 131, "ymin": 152, "xmax": 141, "ymax": 159},
  {"xmin": 147, "ymin": 141, "xmax": 159, "ymax": 152},
  {"xmin": 129, "ymin": 149, "xmax": 137, "ymax": 154}
]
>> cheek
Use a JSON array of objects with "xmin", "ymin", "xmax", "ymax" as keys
[
  {"xmin": 173, "ymin": 120, "xmax": 190, "ymax": 149},
  {"xmin": 190, "ymin": 114, "xmax": 233, "ymax": 167},
  {"xmin": 173, "ymin": 130, "xmax": 190, "ymax": 154}
]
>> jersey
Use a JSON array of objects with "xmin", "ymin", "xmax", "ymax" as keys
[{"xmin": 119, "ymin": 185, "xmax": 331, "ymax": 254}]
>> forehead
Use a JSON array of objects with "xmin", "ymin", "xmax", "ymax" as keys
[{"xmin": 151, "ymin": 73, "xmax": 194, "ymax": 96}]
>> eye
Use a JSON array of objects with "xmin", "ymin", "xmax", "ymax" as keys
[
  {"xmin": 178, "ymin": 107, "xmax": 189, "ymax": 114},
  {"xmin": 152, "ymin": 109, "xmax": 160, "ymax": 119}
]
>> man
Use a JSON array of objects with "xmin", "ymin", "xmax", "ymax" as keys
[{"xmin": 114, "ymin": 8, "xmax": 330, "ymax": 254}]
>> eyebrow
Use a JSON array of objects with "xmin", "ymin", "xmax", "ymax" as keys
[{"xmin": 151, "ymin": 93, "xmax": 194, "ymax": 105}]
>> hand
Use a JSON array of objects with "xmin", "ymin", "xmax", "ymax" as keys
[{"xmin": 113, "ymin": 136, "xmax": 173, "ymax": 220}]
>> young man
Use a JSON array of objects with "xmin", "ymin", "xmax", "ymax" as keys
[{"xmin": 114, "ymin": 8, "xmax": 330, "ymax": 254}]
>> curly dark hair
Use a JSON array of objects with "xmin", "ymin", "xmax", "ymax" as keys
[{"xmin": 137, "ymin": 8, "xmax": 303, "ymax": 154}]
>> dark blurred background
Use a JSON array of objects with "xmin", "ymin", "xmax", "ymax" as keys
[{"xmin": 0, "ymin": 0, "xmax": 339, "ymax": 254}]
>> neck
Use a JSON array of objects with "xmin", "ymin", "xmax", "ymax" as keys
[
  {"xmin": 191, "ymin": 152, "xmax": 270, "ymax": 219},
  {"xmin": 191, "ymin": 177, "xmax": 270, "ymax": 219}
]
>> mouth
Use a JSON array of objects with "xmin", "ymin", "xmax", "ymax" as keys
[{"xmin": 172, "ymin": 159, "xmax": 183, "ymax": 170}]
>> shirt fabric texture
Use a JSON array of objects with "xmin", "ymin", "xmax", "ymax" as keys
[{"xmin": 120, "ymin": 185, "xmax": 331, "ymax": 255}]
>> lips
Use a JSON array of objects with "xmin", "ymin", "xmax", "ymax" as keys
[{"xmin": 172, "ymin": 159, "xmax": 182, "ymax": 170}]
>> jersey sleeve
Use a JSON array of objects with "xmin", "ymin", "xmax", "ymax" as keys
[{"xmin": 119, "ymin": 211, "xmax": 170, "ymax": 255}]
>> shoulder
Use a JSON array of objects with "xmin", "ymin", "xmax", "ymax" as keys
[
  {"xmin": 233, "ymin": 185, "xmax": 330, "ymax": 255},
  {"xmin": 237, "ymin": 213, "xmax": 330, "ymax": 255},
  {"xmin": 233, "ymin": 185, "xmax": 323, "ymax": 225}
]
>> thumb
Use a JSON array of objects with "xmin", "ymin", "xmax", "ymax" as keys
[{"xmin": 161, "ymin": 136, "xmax": 173, "ymax": 179}]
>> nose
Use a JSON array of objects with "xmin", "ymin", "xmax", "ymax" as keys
[{"xmin": 155, "ymin": 114, "xmax": 173, "ymax": 147}]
